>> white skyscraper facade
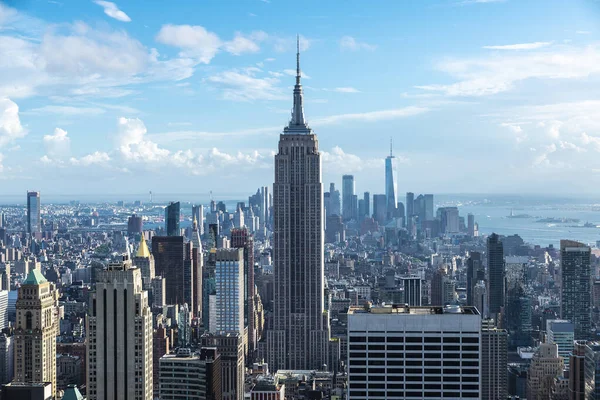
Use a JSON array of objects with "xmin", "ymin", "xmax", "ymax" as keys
[
  {"xmin": 87, "ymin": 257, "xmax": 153, "ymax": 400},
  {"xmin": 267, "ymin": 42, "xmax": 330, "ymax": 371},
  {"xmin": 347, "ymin": 305, "xmax": 481, "ymax": 400},
  {"xmin": 215, "ymin": 248, "xmax": 244, "ymax": 334}
]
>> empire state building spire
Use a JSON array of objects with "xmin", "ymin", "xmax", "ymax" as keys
[{"xmin": 286, "ymin": 35, "xmax": 309, "ymax": 132}]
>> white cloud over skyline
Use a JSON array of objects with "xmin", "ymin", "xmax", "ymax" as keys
[
  {"xmin": 1, "ymin": 1, "xmax": 600, "ymax": 196},
  {"xmin": 94, "ymin": 1, "xmax": 131, "ymax": 22}
]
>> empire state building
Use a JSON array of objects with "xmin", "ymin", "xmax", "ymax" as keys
[{"xmin": 267, "ymin": 39, "xmax": 330, "ymax": 371}]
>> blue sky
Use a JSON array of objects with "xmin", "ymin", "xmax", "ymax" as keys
[{"xmin": 1, "ymin": 0, "xmax": 600, "ymax": 200}]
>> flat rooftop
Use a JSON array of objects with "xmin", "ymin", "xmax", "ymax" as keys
[{"xmin": 348, "ymin": 304, "xmax": 480, "ymax": 316}]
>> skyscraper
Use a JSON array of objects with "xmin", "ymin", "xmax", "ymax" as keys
[
  {"xmin": 26, "ymin": 191, "xmax": 41, "ymax": 235},
  {"xmin": 231, "ymin": 228, "xmax": 257, "ymax": 359},
  {"xmin": 526, "ymin": 343, "xmax": 564, "ymax": 400},
  {"xmin": 406, "ymin": 192, "xmax": 414, "ymax": 231},
  {"xmin": 401, "ymin": 276, "xmax": 421, "ymax": 306},
  {"xmin": 134, "ymin": 234, "xmax": 155, "ymax": 286},
  {"xmin": 372, "ymin": 194, "xmax": 387, "ymax": 225},
  {"xmin": 467, "ymin": 213, "xmax": 475, "ymax": 237},
  {"xmin": 87, "ymin": 257, "xmax": 153, "ymax": 400},
  {"xmin": 165, "ymin": 201, "xmax": 180, "ymax": 236},
  {"xmin": 342, "ymin": 174, "xmax": 356, "ymax": 221},
  {"xmin": 546, "ymin": 319, "xmax": 575, "ymax": 368},
  {"xmin": 192, "ymin": 204, "xmax": 205, "ymax": 236},
  {"xmin": 363, "ymin": 191, "xmax": 370, "ymax": 219},
  {"xmin": 481, "ymin": 319, "xmax": 508, "ymax": 400},
  {"xmin": 152, "ymin": 236, "xmax": 197, "ymax": 314},
  {"xmin": 14, "ymin": 268, "xmax": 58, "ymax": 398},
  {"xmin": 561, "ymin": 240, "xmax": 592, "ymax": 340},
  {"xmin": 487, "ymin": 233, "xmax": 505, "ymax": 317},
  {"xmin": 215, "ymin": 248, "xmax": 244, "ymax": 335},
  {"xmin": 329, "ymin": 183, "xmax": 341, "ymax": 216},
  {"xmin": 127, "ymin": 213, "xmax": 143, "ymax": 235},
  {"xmin": 159, "ymin": 347, "xmax": 222, "ymax": 400},
  {"xmin": 424, "ymin": 194, "xmax": 434, "ymax": 221},
  {"xmin": 268, "ymin": 41, "xmax": 330, "ymax": 371},
  {"xmin": 347, "ymin": 305, "xmax": 481, "ymax": 400},
  {"xmin": 191, "ymin": 216, "xmax": 204, "ymax": 319},
  {"xmin": 385, "ymin": 140, "xmax": 398, "ymax": 220},
  {"xmin": 466, "ymin": 251, "xmax": 484, "ymax": 306}
]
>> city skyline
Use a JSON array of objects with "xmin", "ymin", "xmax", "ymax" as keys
[{"xmin": 1, "ymin": 1, "xmax": 600, "ymax": 195}]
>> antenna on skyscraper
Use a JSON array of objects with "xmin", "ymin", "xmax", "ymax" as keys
[{"xmin": 390, "ymin": 137, "xmax": 393, "ymax": 157}]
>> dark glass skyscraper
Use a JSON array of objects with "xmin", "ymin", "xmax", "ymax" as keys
[
  {"xmin": 487, "ymin": 233, "xmax": 505, "ymax": 316},
  {"xmin": 342, "ymin": 174, "xmax": 355, "ymax": 221},
  {"xmin": 267, "ymin": 42, "xmax": 330, "ymax": 371},
  {"xmin": 151, "ymin": 236, "xmax": 197, "ymax": 314},
  {"xmin": 165, "ymin": 201, "xmax": 180, "ymax": 237},
  {"xmin": 27, "ymin": 191, "xmax": 41, "ymax": 234},
  {"xmin": 467, "ymin": 251, "xmax": 484, "ymax": 307},
  {"xmin": 561, "ymin": 240, "xmax": 591, "ymax": 339}
]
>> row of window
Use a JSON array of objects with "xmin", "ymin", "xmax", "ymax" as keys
[
  {"xmin": 349, "ymin": 352, "xmax": 480, "ymax": 359},
  {"xmin": 349, "ymin": 336, "xmax": 479, "ymax": 343},
  {"xmin": 349, "ymin": 344, "xmax": 479, "ymax": 351},
  {"xmin": 348, "ymin": 390, "xmax": 479, "ymax": 398},
  {"xmin": 349, "ymin": 368, "xmax": 479, "ymax": 377}
]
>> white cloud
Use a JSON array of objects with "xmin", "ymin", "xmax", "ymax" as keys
[
  {"xmin": 576, "ymin": 30, "xmax": 591, "ymax": 35},
  {"xmin": 43, "ymin": 128, "xmax": 71, "ymax": 158},
  {"xmin": 26, "ymin": 105, "xmax": 106, "ymax": 116},
  {"xmin": 500, "ymin": 122, "xmax": 522, "ymax": 133},
  {"xmin": 156, "ymin": 25, "xmax": 268, "ymax": 61},
  {"xmin": 581, "ymin": 132, "xmax": 600, "ymax": 152},
  {"xmin": 224, "ymin": 33, "xmax": 261, "ymax": 55},
  {"xmin": 340, "ymin": 36, "xmax": 376, "ymax": 51},
  {"xmin": 417, "ymin": 44, "xmax": 600, "ymax": 97},
  {"xmin": 322, "ymin": 146, "xmax": 396, "ymax": 173},
  {"xmin": 313, "ymin": 106, "xmax": 429, "ymax": 125},
  {"xmin": 0, "ymin": 98, "xmax": 26, "ymax": 147},
  {"xmin": 483, "ymin": 42, "xmax": 552, "ymax": 50},
  {"xmin": 206, "ymin": 69, "xmax": 285, "ymax": 101},
  {"xmin": 559, "ymin": 141, "xmax": 586, "ymax": 153},
  {"xmin": 325, "ymin": 87, "xmax": 360, "ymax": 93},
  {"xmin": 116, "ymin": 117, "xmax": 169, "ymax": 162},
  {"xmin": 70, "ymin": 151, "xmax": 111, "ymax": 166},
  {"xmin": 0, "ymin": 16, "xmax": 197, "ymax": 99},
  {"xmin": 93, "ymin": 1, "xmax": 131, "ymax": 22}
]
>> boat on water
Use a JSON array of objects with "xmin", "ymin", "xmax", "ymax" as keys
[{"xmin": 536, "ymin": 217, "xmax": 580, "ymax": 224}]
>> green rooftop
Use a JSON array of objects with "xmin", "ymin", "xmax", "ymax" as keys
[{"xmin": 22, "ymin": 268, "xmax": 47, "ymax": 285}]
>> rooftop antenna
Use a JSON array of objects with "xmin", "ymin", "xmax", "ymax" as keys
[{"xmin": 390, "ymin": 137, "xmax": 393, "ymax": 157}]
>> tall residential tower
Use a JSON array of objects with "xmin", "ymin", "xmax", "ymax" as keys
[{"xmin": 267, "ymin": 40, "xmax": 330, "ymax": 371}]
